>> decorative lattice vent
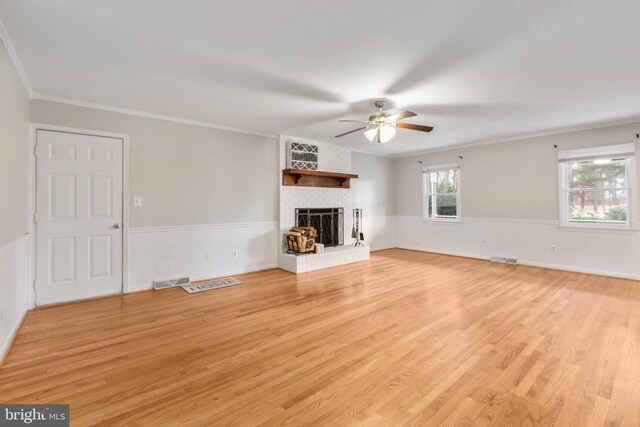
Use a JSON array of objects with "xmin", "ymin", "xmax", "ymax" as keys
[
  {"xmin": 287, "ymin": 141, "xmax": 318, "ymax": 170},
  {"xmin": 153, "ymin": 276, "xmax": 190, "ymax": 290}
]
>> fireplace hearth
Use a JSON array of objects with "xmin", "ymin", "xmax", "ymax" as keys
[{"xmin": 295, "ymin": 208, "xmax": 344, "ymax": 247}]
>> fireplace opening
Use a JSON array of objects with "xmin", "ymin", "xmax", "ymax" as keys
[{"xmin": 295, "ymin": 208, "xmax": 344, "ymax": 247}]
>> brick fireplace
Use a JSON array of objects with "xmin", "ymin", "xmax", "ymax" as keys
[{"xmin": 277, "ymin": 135, "xmax": 369, "ymax": 273}]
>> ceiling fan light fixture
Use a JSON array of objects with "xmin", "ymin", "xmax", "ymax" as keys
[
  {"xmin": 364, "ymin": 127, "xmax": 378, "ymax": 142},
  {"xmin": 335, "ymin": 101, "xmax": 432, "ymax": 141},
  {"xmin": 379, "ymin": 123, "xmax": 396, "ymax": 143}
]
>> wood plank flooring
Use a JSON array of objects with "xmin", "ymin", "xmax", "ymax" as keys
[{"xmin": 1, "ymin": 249, "xmax": 640, "ymax": 426}]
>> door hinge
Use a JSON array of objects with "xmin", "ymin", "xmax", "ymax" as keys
[
  {"xmin": 34, "ymin": 145, "xmax": 38, "ymax": 156},
  {"xmin": 33, "ymin": 212, "xmax": 38, "ymax": 223}
]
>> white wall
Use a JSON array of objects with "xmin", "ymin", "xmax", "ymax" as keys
[
  {"xmin": 0, "ymin": 39, "xmax": 29, "ymax": 246},
  {"xmin": 27, "ymin": 103, "xmax": 397, "ymax": 290},
  {"xmin": 21, "ymin": 79, "xmax": 640, "ymax": 300},
  {"xmin": 351, "ymin": 151, "xmax": 396, "ymax": 250},
  {"xmin": 31, "ymin": 100, "xmax": 278, "ymax": 228},
  {"xmin": 129, "ymin": 222, "xmax": 277, "ymax": 291},
  {"xmin": 23, "ymin": 99, "xmax": 640, "ymax": 296},
  {"xmin": 395, "ymin": 122, "xmax": 640, "ymax": 219},
  {"xmin": 0, "ymin": 37, "xmax": 30, "ymax": 363},
  {"xmin": 396, "ymin": 217, "xmax": 640, "ymax": 279},
  {"xmin": 30, "ymin": 100, "xmax": 280, "ymax": 290},
  {"xmin": 394, "ymin": 122, "xmax": 640, "ymax": 279},
  {"xmin": 0, "ymin": 236, "xmax": 30, "ymax": 361}
]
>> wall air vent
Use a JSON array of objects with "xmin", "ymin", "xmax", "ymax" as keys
[
  {"xmin": 153, "ymin": 276, "xmax": 190, "ymax": 290},
  {"xmin": 287, "ymin": 141, "xmax": 319, "ymax": 171},
  {"xmin": 490, "ymin": 256, "xmax": 518, "ymax": 265}
]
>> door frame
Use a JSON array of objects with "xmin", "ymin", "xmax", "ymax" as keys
[{"xmin": 28, "ymin": 123, "xmax": 130, "ymax": 307}]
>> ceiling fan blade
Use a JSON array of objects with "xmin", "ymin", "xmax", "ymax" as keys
[
  {"xmin": 335, "ymin": 127, "xmax": 367, "ymax": 138},
  {"xmin": 386, "ymin": 111, "xmax": 417, "ymax": 122},
  {"xmin": 339, "ymin": 119, "xmax": 372, "ymax": 123},
  {"xmin": 395, "ymin": 122, "xmax": 434, "ymax": 133},
  {"xmin": 377, "ymin": 126, "xmax": 381, "ymax": 143}
]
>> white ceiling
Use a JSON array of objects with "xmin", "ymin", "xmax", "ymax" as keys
[{"xmin": 2, "ymin": 0, "xmax": 640, "ymax": 155}]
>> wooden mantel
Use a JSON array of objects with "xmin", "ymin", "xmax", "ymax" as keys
[{"xmin": 282, "ymin": 169, "xmax": 359, "ymax": 189}]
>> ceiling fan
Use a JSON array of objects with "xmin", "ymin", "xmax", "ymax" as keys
[{"xmin": 335, "ymin": 101, "xmax": 434, "ymax": 143}]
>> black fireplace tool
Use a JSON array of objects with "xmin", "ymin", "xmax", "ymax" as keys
[{"xmin": 353, "ymin": 209, "xmax": 364, "ymax": 246}]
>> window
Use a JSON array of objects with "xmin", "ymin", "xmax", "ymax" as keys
[
  {"xmin": 558, "ymin": 143, "xmax": 636, "ymax": 229},
  {"xmin": 423, "ymin": 164, "xmax": 461, "ymax": 221}
]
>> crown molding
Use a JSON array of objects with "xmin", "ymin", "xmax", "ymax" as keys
[
  {"xmin": 31, "ymin": 93, "xmax": 278, "ymax": 139},
  {"xmin": 395, "ymin": 117, "xmax": 640, "ymax": 158},
  {"xmin": 0, "ymin": 17, "xmax": 34, "ymax": 97},
  {"xmin": 29, "ymin": 93, "xmax": 640, "ymax": 159}
]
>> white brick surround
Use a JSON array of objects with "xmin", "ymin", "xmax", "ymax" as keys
[
  {"xmin": 278, "ymin": 244, "xmax": 370, "ymax": 274},
  {"xmin": 277, "ymin": 135, "xmax": 369, "ymax": 273},
  {"xmin": 278, "ymin": 135, "xmax": 353, "ymax": 248}
]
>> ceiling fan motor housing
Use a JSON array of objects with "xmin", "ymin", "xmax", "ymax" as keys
[
  {"xmin": 369, "ymin": 111, "xmax": 390, "ymax": 122},
  {"xmin": 370, "ymin": 100, "xmax": 390, "ymax": 122}
]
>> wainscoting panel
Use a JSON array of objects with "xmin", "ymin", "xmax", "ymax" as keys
[
  {"xmin": 395, "ymin": 216, "xmax": 640, "ymax": 280},
  {"xmin": 0, "ymin": 234, "xmax": 30, "ymax": 364},
  {"xmin": 129, "ymin": 216, "xmax": 637, "ymax": 289},
  {"xmin": 359, "ymin": 215, "xmax": 396, "ymax": 251},
  {"xmin": 128, "ymin": 222, "xmax": 278, "ymax": 291}
]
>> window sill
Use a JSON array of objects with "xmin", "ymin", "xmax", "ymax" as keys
[{"xmin": 558, "ymin": 225, "xmax": 639, "ymax": 234}]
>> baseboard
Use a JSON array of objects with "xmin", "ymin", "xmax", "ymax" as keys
[
  {"xmin": 0, "ymin": 309, "xmax": 27, "ymax": 369},
  {"xmin": 517, "ymin": 260, "xmax": 640, "ymax": 281},
  {"xmin": 128, "ymin": 263, "xmax": 278, "ymax": 292},
  {"xmin": 397, "ymin": 246, "xmax": 488, "ymax": 262},
  {"xmin": 34, "ymin": 292, "xmax": 125, "ymax": 309},
  {"xmin": 189, "ymin": 264, "xmax": 278, "ymax": 282},
  {"xmin": 394, "ymin": 246, "xmax": 640, "ymax": 281}
]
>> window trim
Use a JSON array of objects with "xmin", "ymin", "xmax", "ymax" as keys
[
  {"xmin": 422, "ymin": 164, "xmax": 462, "ymax": 222},
  {"xmin": 557, "ymin": 143, "xmax": 637, "ymax": 230}
]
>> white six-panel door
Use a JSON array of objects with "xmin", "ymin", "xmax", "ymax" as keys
[{"xmin": 36, "ymin": 130, "xmax": 123, "ymax": 305}]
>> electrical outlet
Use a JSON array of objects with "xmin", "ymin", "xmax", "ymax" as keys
[
  {"xmin": 133, "ymin": 196, "xmax": 142, "ymax": 207},
  {"xmin": 232, "ymin": 249, "xmax": 239, "ymax": 258},
  {"xmin": 480, "ymin": 240, "xmax": 486, "ymax": 247},
  {"xmin": 207, "ymin": 253, "xmax": 213, "ymax": 262}
]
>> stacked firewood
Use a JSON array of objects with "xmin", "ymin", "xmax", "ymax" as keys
[{"xmin": 284, "ymin": 226, "xmax": 317, "ymax": 253}]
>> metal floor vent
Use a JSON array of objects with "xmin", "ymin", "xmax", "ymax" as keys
[
  {"xmin": 490, "ymin": 256, "xmax": 518, "ymax": 265},
  {"xmin": 153, "ymin": 276, "xmax": 190, "ymax": 290},
  {"xmin": 181, "ymin": 277, "xmax": 242, "ymax": 294}
]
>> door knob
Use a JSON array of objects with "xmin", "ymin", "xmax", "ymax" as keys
[{"xmin": 113, "ymin": 223, "xmax": 120, "ymax": 229}]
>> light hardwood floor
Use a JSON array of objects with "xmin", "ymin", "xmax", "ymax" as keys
[{"xmin": 1, "ymin": 249, "xmax": 640, "ymax": 426}]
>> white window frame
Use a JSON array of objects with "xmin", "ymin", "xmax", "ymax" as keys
[
  {"xmin": 422, "ymin": 164, "xmax": 462, "ymax": 222},
  {"xmin": 558, "ymin": 143, "xmax": 637, "ymax": 230}
]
